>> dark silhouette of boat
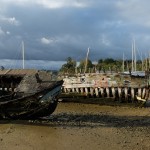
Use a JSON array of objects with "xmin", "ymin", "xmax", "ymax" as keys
[{"xmin": 0, "ymin": 69, "xmax": 63, "ymax": 119}]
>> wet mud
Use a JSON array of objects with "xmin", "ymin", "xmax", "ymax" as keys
[{"xmin": 0, "ymin": 102, "xmax": 150, "ymax": 150}]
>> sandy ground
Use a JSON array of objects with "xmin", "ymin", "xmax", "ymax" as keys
[{"xmin": 0, "ymin": 102, "xmax": 150, "ymax": 150}]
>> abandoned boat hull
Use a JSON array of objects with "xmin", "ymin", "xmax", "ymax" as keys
[
  {"xmin": 0, "ymin": 80, "xmax": 63, "ymax": 119},
  {"xmin": 61, "ymin": 72, "xmax": 149, "ymax": 103},
  {"xmin": 0, "ymin": 69, "xmax": 63, "ymax": 119}
]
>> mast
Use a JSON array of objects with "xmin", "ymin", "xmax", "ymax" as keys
[
  {"xmin": 145, "ymin": 54, "xmax": 148, "ymax": 71},
  {"xmin": 122, "ymin": 53, "xmax": 124, "ymax": 72},
  {"xmin": 132, "ymin": 41, "xmax": 134, "ymax": 72},
  {"xmin": 84, "ymin": 47, "xmax": 90, "ymax": 74},
  {"xmin": 132, "ymin": 38, "xmax": 136, "ymax": 72},
  {"xmin": 133, "ymin": 39, "xmax": 136, "ymax": 72},
  {"xmin": 22, "ymin": 41, "xmax": 25, "ymax": 69}
]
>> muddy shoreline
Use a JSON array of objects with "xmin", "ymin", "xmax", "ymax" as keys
[{"xmin": 0, "ymin": 102, "xmax": 150, "ymax": 150}]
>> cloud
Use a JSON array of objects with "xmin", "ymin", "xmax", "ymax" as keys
[
  {"xmin": 41, "ymin": 37, "xmax": 56, "ymax": 45},
  {"xmin": 101, "ymin": 34, "xmax": 111, "ymax": 46},
  {"xmin": 0, "ymin": 0, "xmax": 150, "ymax": 70},
  {"xmin": 6, "ymin": 31, "xmax": 10, "ymax": 35},
  {"xmin": 0, "ymin": 0, "xmax": 88, "ymax": 9},
  {"xmin": 0, "ymin": 0, "xmax": 34, "ymax": 6},
  {"xmin": 0, "ymin": 27, "xmax": 10, "ymax": 37},
  {"xmin": 36, "ymin": 0, "xmax": 88, "ymax": 9},
  {"xmin": 0, "ymin": 27, "xmax": 5, "ymax": 36},
  {"xmin": 116, "ymin": 0, "xmax": 150, "ymax": 28},
  {"xmin": 0, "ymin": 16, "xmax": 20, "ymax": 26}
]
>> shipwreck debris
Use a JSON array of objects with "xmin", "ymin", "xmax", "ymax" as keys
[
  {"xmin": 0, "ymin": 69, "xmax": 63, "ymax": 119},
  {"xmin": 60, "ymin": 71, "xmax": 150, "ymax": 106}
]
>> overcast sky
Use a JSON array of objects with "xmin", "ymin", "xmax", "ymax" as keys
[{"xmin": 0, "ymin": 0, "xmax": 150, "ymax": 69}]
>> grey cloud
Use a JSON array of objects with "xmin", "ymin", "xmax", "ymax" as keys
[{"xmin": 0, "ymin": 0, "xmax": 149, "ymax": 70}]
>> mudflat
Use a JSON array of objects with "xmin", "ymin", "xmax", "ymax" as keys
[{"xmin": 0, "ymin": 102, "xmax": 150, "ymax": 150}]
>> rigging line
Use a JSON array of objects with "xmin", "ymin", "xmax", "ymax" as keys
[{"xmin": 8, "ymin": 42, "xmax": 22, "ymax": 69}]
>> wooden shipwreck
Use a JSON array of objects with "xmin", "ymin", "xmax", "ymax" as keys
[
  {"xmin": 61, "ymin": 71, "xmax": 150, "ymax": 104},
  {"xmin": 0, "ymin": 69, "xmax": 63, "ymax": 119}
]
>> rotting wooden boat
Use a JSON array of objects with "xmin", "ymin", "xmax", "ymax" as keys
[
  {"xmin": 61, "ymin": 71, "xmax": 149, "ymax": 104},
  {"xmin": 0, "ymin": 69, "xmax": 63, "ymax": 119}
]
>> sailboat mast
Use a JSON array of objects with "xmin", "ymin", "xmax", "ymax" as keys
[
  {"xmin": 145, "ymin": 54, "xmax": 148, "ymax": 71},
  {"xmin": 132, "ymin": 41, "xmax": 134, "ymax": 72},
  {"xmin": 122, "ymin": 53, "xmax": 124, "ymax": 72},
  {"xmin": 84, "ymin": 47, "xmax": 90, "ymax": 74},
  {"xmin": 22, "ymin": 41, "xmax": 25, "ymax": 69},
  {"xmin": 133, "ymin": 39, "xmax": 136, "ymax": 72}
]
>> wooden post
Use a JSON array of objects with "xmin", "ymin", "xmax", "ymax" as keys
[
  {"xmin": 90, "ymin": 87, "xmax": 94, "ymax": 97},
  {"xmin": 138, "ymin": 88, "xmax": 142, "ymax": 97},
  {"xmin": 124, "ymin": 87, "xmax": 128, "ymax": 101},
  {"xmin": 106, "ymin": 87, "xmax": 110, "ymax": 98},
  {"xmin": 95, "ymin": 88, "xmax": 99, "ymax": 97},
  {"xmin": 76, "ymin": 88, "xmax": 79, "ymax": 93},
  {"xmin": 72, "ymin": 88, "xmax": 75, "ymax": 93},
  {"xmin": 112, "ymin": 87, "xmax": 115, "ymax": 99},
  {"xmin": 131, "ymin": 88, "xmax": 135, "ymax": 102},
  {"xmin": 118, "ymin": 87, "xmax": 122, "ymax": 101},
  {"xmin": 64, "ymin": 88, "xmax": 67, "ymax": 93},
  {"xmin": 80, "ymin": 88, "xmax": 84, "ymax": 93},
  {"xmin": 142, "ymin": 88, "xmax": 146, "ymax": 99},
  {"xmin": 85, "ymin": 87, "xmax": 88, "ymax": 96},
  {"xmin": 100, "ymin": 87, "xmax": 104, "ymax": 98}
]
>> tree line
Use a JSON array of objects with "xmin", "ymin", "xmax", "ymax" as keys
[{"xmin": 59, "ymin": 57, "xmax": 148, "ymax": 75}]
